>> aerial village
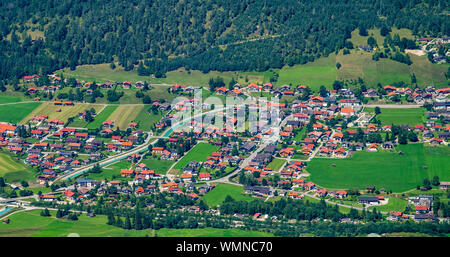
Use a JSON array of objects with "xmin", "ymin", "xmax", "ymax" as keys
[{"xmin": 0, "ymin": 73, "xmax": 449, "ymax": 224}]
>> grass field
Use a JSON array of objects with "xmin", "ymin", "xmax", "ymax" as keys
[
  {"xmin": 0, "ymin": 152, "xmax": 35, "ymax": 183},
  {"xmin": 173, "ymin": 143, "xmax": 220, "ymax": 170},
  {"xmin": 200, "ymin": 183, "xmax": 255, "ymax": 207},
  {"xmin": 57, "ymin": 64, "xmax": 265, "ymax": 87},
  {"xmin": 266, "ymin": 158, "xmax": 286, "ymax": 171},
  {"xmin": 274, "ymin": 54, "xmax": 337, "ymax": 90},
  {"xmin": 365, "ymin": 107, "xmax": 426, "ymax": 126},
  {"xmin": 0, "ymin": 95, "xmax": 23, "ymax": 104},
  {"xmin": 307, "ymin": 144, "xmax": 450, "ymax": 193},
  {"xmin": 133, "ymin": 108, "xmax": 165, "ymax": 131},
  {"xmin": 85, "ymin": 160, "xmax": 133, "ymax": 181},
  {"xmin": 0, "ymin": 209, "xmax": 272, "ymax": 237},
  {"xmin": 0, "ymin": 102, "xmax": 41, "ymax": 124},
  {"xmin": 20, "ymin": 102, "xmax": 104, "ymax": 125},
  {"xmin": 368, "ymin": 197, "xmax": 408, "ymax": 213},
  {"xmin": 84, "ymin": 105, "xmax": 118, "ymax": 129},
  {"xmin": 293, "ymin": 127, "xmax": 306, "ymax": 141},
  {"xmin": 140, "ymin": 157, "xmax": 174, "ymax": 175},
  {"xmin": 106, "ymin": 105, "xmax": 144, "ymax": 129}
]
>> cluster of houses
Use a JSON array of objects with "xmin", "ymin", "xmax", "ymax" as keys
[
  {"xmin": 39, "ymin": 174, "xmax": 217, "ymax": 204},
  {"xmin": 24, "ymin": 74, "xmax": 151, "ymax": 91},
  {"xmin": 418, "ymin": 36, "xmax": 450, "ymax": 64},
  {"xmin": 408, "ymin": 195, "xmax": 438, "ymax": 222},
  {"xmin": 8, "ymin": 78, "xmax": 450, "ymax": 223},
  {"xmin": 0, "ymin": 118, "xmax": 147, "ymax": 183}
]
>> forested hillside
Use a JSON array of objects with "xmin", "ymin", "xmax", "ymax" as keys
[{"xmin": 0, "ymin": 0, "xmax": 448, "ymax": 81}]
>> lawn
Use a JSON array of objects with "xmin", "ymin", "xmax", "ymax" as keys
[
  {"xmin": 0, "ymin": 95, "xmax": 23, "ymax": 104},
  {"xmin": 200, "ymin": 183, "xmax": 255, "ymax": 207},
  {"xmin": 85, "ymin": 160, "xmax": 133, "ymax": 181},
  {"xmin": 0, "ymin": 209, "xmax": 272, "ymax": 237},
  {"xmin": 274, "ymin": 54, "xmax": 337, "ymax": 90},
  {"xmin": 134, "ymin": 108, "xmax": 165, "ymax": 131},
  {"xmin": 106, "ymin": 105, "xmax": 144, "ymax": 129},
  {"xmin": 365, "ymin": 107, "xmax": 426, "ymax": 126},
  {"xmin": 140, "ymin": 157, "xmax": 174, "ymax": 175},
  {"xmin": 307, "ymin": 144, "xmax": 450, "ymax": 193},
  {"xmin": 85, "ymin": 105, "xmax": 118, "ymax": 129},
  {"xmin": 368, "ymin": 197, "xmax": 408, "ymax": 213},
  {"xmin": 266, "ymin": 158, "xmax": 286, "ymax": 171},
  {"xmin": 293, "ymin": 127, "xmax": 306, "ymax": 141},
  {"xmin": 0, "ymin": 102, "xmax": 41, "ymax": 124},
  {"xmin": 173, "ymin": 143, "xmax": 220, "ymax": 170},
  {"xmin": 57, "ymin": 64, "xmax": 265, "ymax": 87},
  {"xmin": 20, "ymin": 102, "xmax": 104, "ymax": 124},
  {"xmin": 0, "ymin": 152, "xmax": 35, "ymax": 183}
]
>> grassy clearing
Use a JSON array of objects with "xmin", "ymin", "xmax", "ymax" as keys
[
  {"xmin": 0, "ymin": 95, "xmax": 23, "ymax": 104},
  {"xmin": 274, "ymin": 54, "xmax": 337, "ymax": 90},
  {"xmin": 173, "ymin": 143, "xmax": 220, "ymax": 170},
  {"xmin": 0, "ymin": 102, "xmax": 41, "ymax": 124},
  {"xmin": 200, "ymin": 183, "xmax": 255, "ymax": 207},
  {"xmin": 106, "ymin": 105, "xmax": 144, "ymax": 129},
  {"xmin": 307, "ymin": 144, "xmax": 449, "ymax": 193},
  {"xmin": 140, "ymin": 157, "xmax": 174, "ymax": 175},
  {"xmin": 349, "ymin": 28, "xmax": 385, "ymax": 48},
  {"xmin": 85, "ymin": 105, "xmax": 118, "ymax": 129},
  {"xmin": 20, "ymin": 102, "xmax": 104, "ymax": 124},
  {"xmin": 57, "ymin": 65, "xmax": 264, "ymax": 87},
  {"xmin": 85, "ymin": 160, "xmax": 133, "ymax": 181},
  {"xmin": 368, "ymin": 197, "xmax": 408, "ymax": 213},
  {"xmin": 133, "ymin": 108, "xmax": 165, "ymax": 131},
  {"xmin": 266, "ymin": 158, "xmax": 286, "ymax": 171},
  {"xmin": 57, "ymin": 63, "xmax": 152, "ymax": 84},
  {"xmin": 365, "ymin": 107, "xmax": 426, "ymax": 126},
  {"xmin": 0, "ymin": 152, "xmax": 35, "ymax": 183},
  {"xmin": 0, "ymin": 209, "xmax": 272, "ymax": 237}
]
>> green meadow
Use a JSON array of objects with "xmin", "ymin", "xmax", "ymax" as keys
[
  {"xmin": 0, "ymin": 102, "xmax": 42, "ymax": 124},
  {"xmin": 134, "ymin": 108, "xmax": 166, "ymax": 131},
  {"xmin": 368, "ymin": 197, "xmax": 409, "ymax": 213},
  {"xmin": 365, "ymin": 107, "xmax": 426, "ymax": 126},
  {"xmin": 57, "ymin": 64, "xmax": 266, "ymax": 87},
  {"xmin": 173, "ymin": 143, "xmax": 220, "ymax": 171},
  {"xmin": 266, "ymin": 158, "xmax": 286, "ymax": 171},
  {"xmin": 200, "ymin": 183, "xmax": 255, "ymax": 207},
  {"xmin": 0, "ymin": 95, "xmax": 23, "ymax": 104},
  {"xmin": 85, "ymin": 105, "xmax": 118, "ymax": 129},
  {"xmin": 0, "ymin": 210, "xmax": 272, "ymax": 237},
  {"xmin": 140, "ymin": 157, "xmax": 174, "ymax": 175},
  {"xmin": 307, "ymin": 144, "xmax": 450, "ymax": 192},
  {"xmin": 85, "ymin": 160, "xmax": 133, "ymax": 181},
  {"xmin": 0, "ymin": 152, "xmax": 35, "ymax": 183}
]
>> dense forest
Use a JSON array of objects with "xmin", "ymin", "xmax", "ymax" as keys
[{"xmin": 0, "ymin": 0, "xmax": 448, "ymax": 81}]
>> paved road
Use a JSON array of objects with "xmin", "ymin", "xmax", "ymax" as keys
[
  {"xmin": 52, "ymin": 132, "xmax": 156, "ymax": 183},
  {"xmin": 208, "ymin": 113, "xmax": 291, "ymax": 185},
  {"xmin": 208, "ymin": 140, "xmax": 272, "ymax": 185},
  {"xmin": 54, "ymin": 102, "xmax": 247, "ymax": 182}
]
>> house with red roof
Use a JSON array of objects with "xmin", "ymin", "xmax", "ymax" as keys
[
  {"xmin": 340, "ymin": 108, "xmax": 355, "ymax": 116},
  {"xmin": 120, "ymin": 169, "xmax": 135, "ymax": 177},
  {"xmin": 62, "ymin": 190, "xmax": 75, "ymax": 200},
  {"xmin": 199, "ymin": 172, "xmax": 211, "ymax": 181}
]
